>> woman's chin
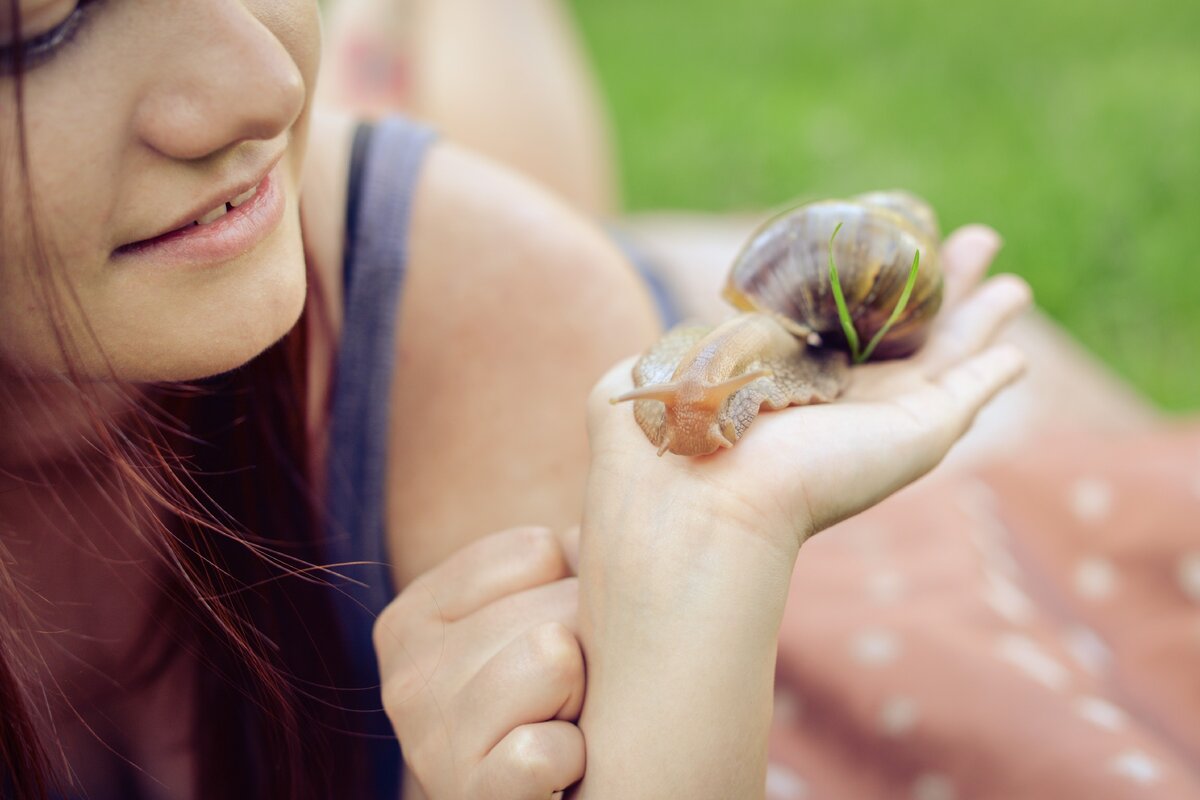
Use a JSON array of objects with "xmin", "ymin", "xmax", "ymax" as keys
[
  {"xmin": 86, "ymin": 260, "xmax": 309, "ymax": 384},
  {"xmin": 139, "ymin": 283, "xmax": 309, "ymax": 383}
]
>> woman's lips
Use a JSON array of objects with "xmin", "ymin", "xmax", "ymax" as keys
[{"xmin": 113, "ymin": 168, "xmax": 285, "ymax": 267}]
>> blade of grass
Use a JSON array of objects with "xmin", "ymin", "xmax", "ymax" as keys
[
  {"xmin": 858, "ymin": 248, "xmax": 921, "ymax": 363},
  {"xmin": 827, "ymin": 222, "xmax": 862, "ymax": 362}
]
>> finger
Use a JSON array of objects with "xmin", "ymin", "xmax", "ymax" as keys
[
  {"xmin": 455, "ymin": 621, "xmax": 586, "ymax": 758},
  {"xmin": 466, "ymin": 577, "xmax": 580, "ymax": 645},
  {"xmin": 940, "ymin": 225, "xmax": 1002, "ymax": 309},
  {"xmin": 387, "ymin": 526, "xmax": 570, "ymax": 625},
  {"xmin": 917, "ymin": 274, "xmax": 1032, "ymax": 376},
  {"xmin": 558, "ymin": 524, "xmax": 581, "ymax": 576},
  {"xmin": 471, "ymin": 721, "xmax": 585, "ymax": 799},
  {"xmin": 802, "ymin": 344, "xmax": 1027, "ymax": 534},
  {"xmin": 416, "ymin": 526, "xmax": 571, "ymax": 621},
  {"xmin": 376, "ymin": 577, "xmax": 579, "ymax": 723},
  {"xmin": 936, "ymin": 343, "xmax": 1028, "ymax": 435}
]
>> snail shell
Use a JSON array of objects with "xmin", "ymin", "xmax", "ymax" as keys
[{"xmin": 724, "ymin": 190, "xmax": 943, "ymax": 360}]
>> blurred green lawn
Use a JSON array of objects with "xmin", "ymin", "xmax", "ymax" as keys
[{"xmin": 570, "ymin": 0, "xmax": 1200, "ymax": 412}]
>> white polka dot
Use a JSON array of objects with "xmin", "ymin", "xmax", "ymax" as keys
[
  {"xmin": 1074, "ymin": 557, "xmax": 1118, "ymax": 600},
  {"xmin": 995, "ymin": 633, "xmax": 1071, "ymax": 691},
  {"xmin": 867, "ymin": 570, "xmax": 906, "ymax": 605},
  {"xmin": 1062, "ymin": 625, "xmax": 1112, "ymax": 674},
  {"xmin": 978, "ymin": 536, "xmax": 1020, "ymax": 576},
  {"xmin": 1109, "ymin": 750, "xmax": 1162, "ymax": 785},
  {"xmin": 765, "ymin": 762, "xmax": 808, "ymax": 799},
  {"xmin": 960, "ymin": 482, "xmax": 1020, "ymax": 576},
  {"xmin": 773, "ymin": 688, "xmax": 803, "ymax": 726},
  {"xmin": 1075, "ymin": 696, "xmax": 1127, "ymax": 732},
  {"xmin": 852, "ymin": 629, "xmax": 901, "ymax": 666},
  {"xmin": 1178, "ymin": 552, "xmax": 1200, "ymax": 603},
  {"xmin": 911, "ymin": 772, "xmax": 956, "ymax": 800},
  {"xmin": 958, "ymin": 478, "xmax": 1000, "ymax": 516},
  {"xmin": 1070, "ymin": 477, "xmax": 1113, "ymax": 523},
  {"xmin": 982, "ymin": 571, "xmax": 1034, "ymax": 625},
  {"xmin": 879, "ymin": 695, "xmax": 920, "ymax": 736}
]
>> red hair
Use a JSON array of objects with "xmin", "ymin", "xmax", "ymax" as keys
[{"xmin": 1, "ymin": 2, "xmax": 369, "ymax": 796}]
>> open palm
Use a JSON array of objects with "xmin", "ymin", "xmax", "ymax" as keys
[{"xmin": 586, "ymin": 225, "xmax": 1031, "ymax": 558}]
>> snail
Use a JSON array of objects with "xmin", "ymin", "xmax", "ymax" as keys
[{"xmin": 613, "ymin": 190, "xmax": 944, "ymax": 457}]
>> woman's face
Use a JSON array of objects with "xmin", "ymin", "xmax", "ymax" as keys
[{"xmin": 0, "ymin": 0, "xmax": 321, "ymax": 381}]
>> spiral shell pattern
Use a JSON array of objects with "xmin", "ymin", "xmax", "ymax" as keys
[{"xmin": 723, "ymin": 190, "xmax": 943, "ymax": 360}]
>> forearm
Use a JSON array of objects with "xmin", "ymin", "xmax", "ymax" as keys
[{"xmin": 570, "ymin": 509, "xmax": 795, "ymax": 799}]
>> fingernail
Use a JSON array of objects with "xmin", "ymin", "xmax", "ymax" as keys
[{"xmin": 973, "ymin": 225, "xmax": 1003, "ymax": 253}]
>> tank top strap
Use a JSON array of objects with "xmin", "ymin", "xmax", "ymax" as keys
[{"xmin": 325, "ymin": 115, "xmax": 437, "ymax": 799}]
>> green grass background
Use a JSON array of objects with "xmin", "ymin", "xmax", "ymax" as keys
[{"xmin": 570, "ymin": 0, "xmax": 1200, "ymax": 412}]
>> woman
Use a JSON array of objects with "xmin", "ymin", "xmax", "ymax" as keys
[{"xmin": 0, "ymin": 2, "xmax": 1028, "ymax": 798}]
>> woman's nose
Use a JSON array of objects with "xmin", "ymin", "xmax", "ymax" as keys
[{"xmin": 133, "ymin": 4, "xmax": 307, "ymax": 161}]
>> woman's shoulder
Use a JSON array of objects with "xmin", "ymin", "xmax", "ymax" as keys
[
  {"xmin": 300, "ymin": 106, "xmax": 656, "ymax": 337},
  {"xmin": 397, "ymin": 140, "xmax": 664, "ymax": 583},
  {"xmin": 301, "ymin": 107, "xmax": 661, "ymax": 586},
  {"xmin": 300, "ymin": 106, "xmax": 659, "ymax": 352}
]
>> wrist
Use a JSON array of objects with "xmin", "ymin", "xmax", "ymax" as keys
[
  {"xmin": 572, "ymin": 517, "xmax": 783, "ymax": 800},
  {"xmin": 577, "ymin": 504, "xmax": 796, "ymax": 649}
]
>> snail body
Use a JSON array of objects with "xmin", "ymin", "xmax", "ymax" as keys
[
  {"xmin": 615, "ymin": 190, "xmax": 944, "ymax": 457},
  {"xmin": 614, "ymin": 315, "xmax": 848, "ymax": 456}
]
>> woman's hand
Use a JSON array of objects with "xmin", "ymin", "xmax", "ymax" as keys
[
  {"xmin": 374, "ymin": 525, "xmax": 584, "ymax": 799},
  {"xmin": 567, "ymin": 226, "xmax": 1031, "ymax": 800},
  {"xmin": 584, "ymin": 225, "xmax": 1031, "ymax": 567}
]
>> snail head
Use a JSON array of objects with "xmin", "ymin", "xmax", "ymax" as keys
[{"xmin": 611, "ymin": 369, "xmax": 770, "ymax": 456}]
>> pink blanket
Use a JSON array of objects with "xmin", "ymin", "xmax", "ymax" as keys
[{"xmin": 769, "ymin": 425, "xmax": 1200, "ymax": 799}]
